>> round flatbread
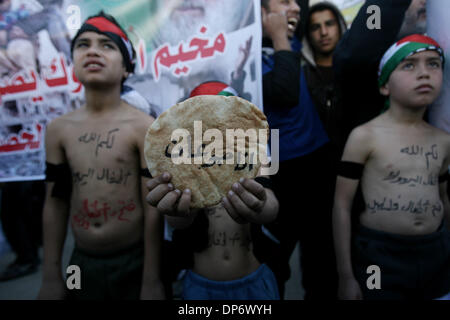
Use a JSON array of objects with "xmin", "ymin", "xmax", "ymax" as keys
[{"xmin": 144, "ymin": 95, "xmax": 269, "ymax": 208}]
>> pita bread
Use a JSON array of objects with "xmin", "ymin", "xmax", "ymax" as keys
[{"xmin": 144, "ymin": 95, "xmax": 268, "ymax": 208}]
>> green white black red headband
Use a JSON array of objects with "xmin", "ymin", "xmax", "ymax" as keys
[{"xmin": 378, "ymin": 34, "xmax": 444, "ymax": 88}]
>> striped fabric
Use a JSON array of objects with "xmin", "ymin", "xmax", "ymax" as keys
[
  {"xmin": 189, "ymin": 81, "xmax": 237, "ymax": 97},
  {"xmin": 378, "ymin": 34, "xmax": 444, "ymax": 87}
]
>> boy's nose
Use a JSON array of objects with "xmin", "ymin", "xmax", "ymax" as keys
[
  {"xmin": 417, "ymin": 63, "xmax": 430, "ymax": 78},
  {"xmin": 86, "ymin": 46, "xmax": 100, "ymax": 56}
]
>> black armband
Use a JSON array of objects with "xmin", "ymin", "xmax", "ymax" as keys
[
  {"xmin": 439, "ymin": 171, "xmax": 449, "ymax": 183},
  {"xmin": 45, "ymin": 162, "xmax": 72, "ymax": 201},
  {"xmin": 338, "ymin": 161, "xmax": 364, "ymax": 180},
  {"xmin": 254, "ymin": 176, "xmax": 273, "ymax": 190},
  {"xmin": 140, "ymin": 168, "xmax": 152, "ymax": 178}
]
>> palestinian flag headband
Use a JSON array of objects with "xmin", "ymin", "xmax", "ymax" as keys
[
  {"xmin": 378, "ymin": 34, "xmax": 444, "ymax": 88},
  {"xmin": 189, "ymin": 81, "xmax": 238, "ymax": 97},
  {"xmin": 71, "ymin": 13, "xmax": 135, "ymax": 73}
]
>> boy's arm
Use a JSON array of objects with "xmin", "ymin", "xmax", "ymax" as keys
[
  {"xmin": 262, "ymin": 8, "xmax": 300, "ymax": 108},
  {"xmin": 333, "ymin": 126, "xmax": 371, "ymax": 300},
  {"xmin": 138, "ymin": 118, "xmax": 165, "ymax": 299},
  {"xmin": 139, "ymin": 177, "xmax": 166, "ymax": 299},
  {"xmin": 439, "ymin": 180, "xmax": 450, "ymax": 230},
  {"xmin": 38, "ymin": 120, "xmax": 70, "ymax": 300},
  {"xmin": 439, "ymin": 145, "xmax": 450, "ymax": 230}
]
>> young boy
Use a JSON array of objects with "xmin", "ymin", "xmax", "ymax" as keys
[
  {"xmin": 146, "ymin": 84, "xmax": 280, "ymax": 300},
  {"xmin": 333, "ymin": 34, "xmax": 450, "ymax": 300},
  {"xmin": 38, "ymin": 12, "xmax": 164, "ymax": 300}
]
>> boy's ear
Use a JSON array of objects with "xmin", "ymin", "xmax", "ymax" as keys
[{"xmin": 379, "ymin": 83, "xmax": 390, "ymax": 97}]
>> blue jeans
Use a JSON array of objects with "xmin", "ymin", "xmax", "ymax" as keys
[{"xmin": 182, "ymin": 264, "xmax": 280, "ymax": 300}]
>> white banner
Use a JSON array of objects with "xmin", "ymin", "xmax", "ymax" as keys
[{"xmin": 0, "ymin": 0, "xmax": 262, "ymax": 181}]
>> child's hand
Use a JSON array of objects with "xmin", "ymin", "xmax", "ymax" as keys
[
  {"xmin": 222, "ymin": 178, "xmax": 267, "ymax": 224},
  {"xmin": 146, "ymin": 172, "xmax": 192, "ymax": 217}
]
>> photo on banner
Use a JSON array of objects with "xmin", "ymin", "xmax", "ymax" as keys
[{"xmin": 0, "ymin": 0, "xmax": 82, "ymax": 182}]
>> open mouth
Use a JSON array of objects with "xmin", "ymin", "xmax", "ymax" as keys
[
  {"xmin": 84, "ymin": 61, "xmax": 104, "ymax": 70},
  {"xmin": 287, "ymin": 17, "xmax": 298, "ymax": 32},
  {"xmin": 173, "ymin": 3, "xmax": 205, "ymax": 17},
  {"xmin": 417, "ymin": 8, "xmax": 426, "ymax": 19}
]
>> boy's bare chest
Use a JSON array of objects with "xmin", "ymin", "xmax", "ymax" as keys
[
  {"xmin": 206, "ymin": 207, "xmax": 252, "ymax": 251},
  {"xmin": 370, "ymin": 136, "xmax": 444, "ymax": 179},
  {"xmin": 62, "ymin": 123, "xmax": 138, "ymax": 181}
]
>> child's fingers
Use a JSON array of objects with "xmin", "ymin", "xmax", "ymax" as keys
[
  {"xmin": 239, "ymin": 178, "xmax": 267, "ymax": 202},
  {"xmin": 145, "ymin": 182, "xmax": 174, "ymax": 207},
  {"xmin": 156, "ymin": 190, "xmax": 182, "ymax": 215},
  {"xmin": 146, "ymin": 172, "xmax": 171, "ymax": 191},
  {"xmin": 222, "ymin": 195, "xmax": 247, "ymax": 224},
  {"xmin": 176, "ymin": 189, "xmax": 192, "ymax": 216},
  {"xmin": 231, "ymin": 181, "xmax": 265, "ymax": 212}
]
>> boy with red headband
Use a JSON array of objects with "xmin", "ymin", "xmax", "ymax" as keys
[
  {"xmin": 38, "ymin": 12, "xmax": 164, "ymax": 300},
  {"xmin": 333, "ymin": 34, "xmax": 450, "ymax": 300}
]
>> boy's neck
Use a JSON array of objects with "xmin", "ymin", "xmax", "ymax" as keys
[
  {"xmin": 84, "ymin": 85, "xmax": 122, "ymax": 113},
  {"xmin": 386, "ymin": 100, "xmax": 427, "ymax": 125}
]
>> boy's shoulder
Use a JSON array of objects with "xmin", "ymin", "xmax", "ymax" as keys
[
  {"xmin": 121, "ymin": 101, "xmax": 155, "ymax": 129},
  {"xmin": 342, "ymin": 118, "xmax": 385, "ymax": 162},
  {"xmin": 46, "ymin": 108, "xmax": 83, "ymax": 132},
  {"xmin": 427, "ymin": 123, "xmax": 450, "ymax": 151},
  {"xmin": 348, "ymin": 119, "xmax": 379, "ymax": 143},
  {"xmin": 427, "ymin": 123, "xmax": 450, "ymax": 139}
]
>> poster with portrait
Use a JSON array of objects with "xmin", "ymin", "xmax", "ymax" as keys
[
  {"xmin": 0, "ymin": 0, "xmax": 262, "ymax": 182},
  {"xmin": 0, "ymin": 0, "xmax": 83, "ymax": 182}
]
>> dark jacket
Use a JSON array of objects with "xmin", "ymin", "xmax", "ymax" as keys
[
  {"xmin": 262, "ymin": 37, "xmax": 329, "ymax": 163},
  {"xmin": 302, "ymin": 1, "xmax": 348, "ymax": 156},
  {"xmin": 333, "ymin": 0, "xmax": 412, "ymax": 139}
]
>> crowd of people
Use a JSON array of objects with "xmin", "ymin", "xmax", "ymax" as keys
[{"xmin": 0, "ymin": 0, "xmax": 449, "ymax": 300}]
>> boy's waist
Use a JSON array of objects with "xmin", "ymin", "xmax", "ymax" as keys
[
  {"xmin": 355, "ymin": 220, "xmax": 447, "ymax": 246},
  {"xmin": 193, "ymin": 248, "xmax": 260, "ymax": 281}
]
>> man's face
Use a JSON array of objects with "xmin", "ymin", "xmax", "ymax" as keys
[
  {"xmin": 265, "ymin": 0, "xmax": 301, "ymax": 39},
  {"xmin": 308, "ymin": 9, "xmax": 340, "ymax": 56},
  {"xmin": 72, "ymin": 32, "xmax": 127, "ymax": 88},
  {"xmin": 155, "ymin": 0, "xmax": 252, "ymax": 45},
  {"xmin": 381, "ymin": 50, "xmax": 443, "ymax": 109},
  {"xmin": 398, "ymin": 0, "xmax": 427, "ymax": 37}
]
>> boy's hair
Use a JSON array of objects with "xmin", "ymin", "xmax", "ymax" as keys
[
  {"xmin": 378, "ymin": 34, "xmax": 444, "ymax": 88},
  {"xmin": 305, "ymin": 1, "xmax": 347, "ymax": 44},
  {"xmin": 70, "ymin": 11, "xmax": 136, "ymax": 74}
]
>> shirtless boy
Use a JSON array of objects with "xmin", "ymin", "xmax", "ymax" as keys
[
  {"xmin": 146, "ymin": 86, "xmax": 280, "ymax": 300},
  {"xmin": 333, "ymin": 34, "xmax": 450, "ymax": 300},
  {"xmin": 38, "ymin": 12, "xmax": 164, "ymax": 300}
]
